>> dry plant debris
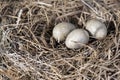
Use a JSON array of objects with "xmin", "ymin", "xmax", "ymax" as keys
[{"xmin": 0, "ymin": 0, "xmax": 120, "ymax": 80}]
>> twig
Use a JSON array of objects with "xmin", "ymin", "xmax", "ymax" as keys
[
  {"xmin": 16, "ymin": 9, "xmax": 23, "ymax": 28},
  {"xmin": 33, "ymin": 2, "xmax": 52, "ymax": 7},
  {"xmin": 81, "ymin": 0, "xmax": 98, "ymax": 15}
]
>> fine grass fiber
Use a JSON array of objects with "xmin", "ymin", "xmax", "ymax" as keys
[{"xmin": 0, "ymin": 0, "xmax": 120, "ymax": 80}]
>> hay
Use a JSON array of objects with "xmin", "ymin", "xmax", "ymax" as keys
[{"xmin": 0, "ymin": 0, "xmax": 120, "ymax": 80}]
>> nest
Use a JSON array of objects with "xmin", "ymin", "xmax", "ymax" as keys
[{"xmin": 0, "ymin": 0, "xmax": 120, "ymax": 80}]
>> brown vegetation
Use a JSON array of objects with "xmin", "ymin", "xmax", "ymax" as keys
[{"xmin": 0, "ymin": 0, "xmax": 120, "ymax": 80}]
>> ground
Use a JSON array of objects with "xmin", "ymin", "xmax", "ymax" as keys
[{"xmin": 0, "ymin": 0, "xmax": 120, "ymax": 80}]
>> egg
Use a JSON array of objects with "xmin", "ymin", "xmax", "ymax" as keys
[
  {"xmin": 53, "ymin": 22, "xmax": 76, "ymax": 43},
  {"xmin": 65, "ymin": 29, "xmax": 89, "ymax": 49},
  {"xmin": 86, "ymin": 19, "xmax": 107, "ymax": 39}
]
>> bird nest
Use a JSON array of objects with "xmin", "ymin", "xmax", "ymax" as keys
[{"xmin": 0, "ymin": 0, "xmax": 120, "ymax": 80}]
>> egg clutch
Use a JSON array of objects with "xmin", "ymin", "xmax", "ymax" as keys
[{"xmin": 53, "ymin": 19, "xmax": 107, "ymax": 49}]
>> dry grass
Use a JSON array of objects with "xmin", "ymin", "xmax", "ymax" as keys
[{"xmin": 0, "ymin": 0, "xmax": 120, "ymax": 80}]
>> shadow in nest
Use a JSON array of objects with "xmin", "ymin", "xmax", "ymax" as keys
[{"xmin": 106, "ymin": 21, "xmax": 116, "ymax": 35}]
